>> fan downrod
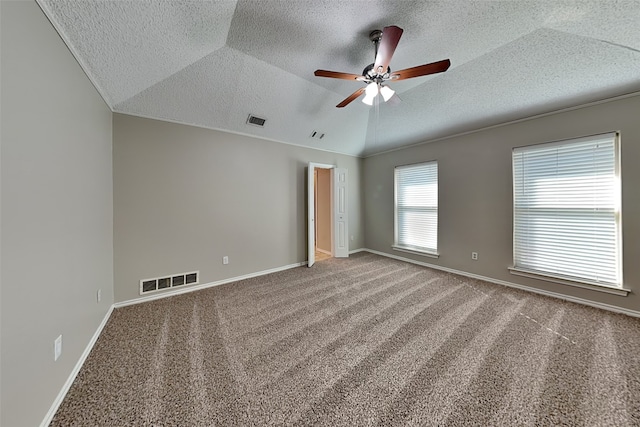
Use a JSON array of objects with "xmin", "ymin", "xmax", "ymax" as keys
[
  {"xmin": 365, "ymin": 30, "xmax": 390, "ymax": 80},
  {"xmin": 369, "ymin": 29, "xmax": 382, "ymax": 60}
]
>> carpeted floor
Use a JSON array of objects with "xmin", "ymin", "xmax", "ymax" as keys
[{"xmin": 52, "ymin": 252, "xmax": 640, "ymax": 426}]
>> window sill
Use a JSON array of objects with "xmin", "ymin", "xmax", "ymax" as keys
[
  {"xmin": 392, "ymin": 246, "xmax": 439, "ymax": 259},
  {"xmin": 508, "ymin": 267, "xmax": 629, "ymax": 297}
]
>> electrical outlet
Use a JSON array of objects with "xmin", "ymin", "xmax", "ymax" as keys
[
  {"xmin": 471, "ymin": 252, "xmax": 478, "ymax": 260},
  {"xmin": 54, "ymin": 335, "xmax": 62, "ymax": 361},
  {"xmin": 350, "ymin": 235, "xmax": 355, "ymax": 241},
  {"xmin": 97, "ymin": 288, "xmax": 102, "ymax": 303},
  {"xmin": 223, "ymin": 256, "xmax": 229, "ymax": 265}
]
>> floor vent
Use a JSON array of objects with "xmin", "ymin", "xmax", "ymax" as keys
[
  {"xmin": 140, "ymin": 271, "xmax": 199, "ymax": 295},
  {"xmin": 246, "ymin": 114, "xmax": 266, "ymax": 127}
]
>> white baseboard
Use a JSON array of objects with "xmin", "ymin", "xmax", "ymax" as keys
[
  {"xmin": 114, "ymin": 261, "xmax": 307, "ymax": 308},
  {"xmin": 364, "ymin": 248, "xmax": 640, "ymax": 318},
  {"xmin": 349, "ymin": 248, "xmax": 366, "ymax": 255},
  {"xmin": 40, "ymin": 305, "xmax": 114, "ymax": 427}
]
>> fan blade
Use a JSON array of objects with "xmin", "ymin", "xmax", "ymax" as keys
[
  {"xmin": 337, "ymin": 87, "xmax": 366, "ymax": 108},
  {"xmin": 315, "ymin": 70, "xmax": 365, "ymax": 81},
  {"xmin": 390, "ymin": 59, "xmax": 451, "ymax": 81},
  {"xmin": 373, "ymin": 26, "xmax": 403, "ymax": 74}
]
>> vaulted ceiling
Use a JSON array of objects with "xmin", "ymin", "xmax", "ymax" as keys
[{"xmin": 38, "ymin": 0, "xmax": 640, "ymax": 157}]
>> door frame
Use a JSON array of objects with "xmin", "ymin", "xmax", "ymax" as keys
[{"xmin": 308, "ymin": 162, "xmax": 335, "ymax": 267}]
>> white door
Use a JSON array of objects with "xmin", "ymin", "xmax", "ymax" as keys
[{"xmin": 333, "ymin": 168, "xmax": 349, "ymax": 257}]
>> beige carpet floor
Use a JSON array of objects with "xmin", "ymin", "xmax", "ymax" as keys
[{"xmin": 52, "ymin": 252, "xmax": 640, "ymax": 426}]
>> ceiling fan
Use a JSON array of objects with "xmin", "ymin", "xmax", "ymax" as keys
[{"xmin": 314, "ymin": 26, "xmax": 450, "ymax": 108}]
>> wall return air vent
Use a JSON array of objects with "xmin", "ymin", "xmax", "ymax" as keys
[
  {"xmin": 246, "ymin": 114, "xmax": 266, "ymax": 127},
  {"xmin": 140, "ymin": 271, "xmax": 199, "ymax": 294}
]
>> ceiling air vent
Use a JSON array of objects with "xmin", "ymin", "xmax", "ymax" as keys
[
  {"xmin": 247, "ymin": 114, "xmax": 266, "ymax": 127},
  {"xmin": 310, "ymin": 130, "xmax": 326, "ymax": 140}
]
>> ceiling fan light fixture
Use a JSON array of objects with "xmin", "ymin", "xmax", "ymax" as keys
[
  {"xmin": 362, "ymin": 82, "xmax": 379, "ymax": 105},
  {"xmin": 380, "ymin": 85, "xmax": 395, "ymax": 102},
  {"xmin": 362, "ymin": 93, "xmax": 376, "ymax": 106},
  {"xmin": 365, "ymin": 82, "xmax": 379, "ymax": 97}
]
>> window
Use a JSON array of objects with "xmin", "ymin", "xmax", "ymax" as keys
[
  {"xmin": 394, "ymin": 161, "xmax": 438, "ymax": 256},
  {"xmin": 512, "ymin": 132, "xmax": 621, "ymax": 289}
]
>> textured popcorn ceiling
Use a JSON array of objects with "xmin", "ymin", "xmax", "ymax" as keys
[{"xmin": 38, "ymin": 0, "xmax": 640, "ymax": 157}]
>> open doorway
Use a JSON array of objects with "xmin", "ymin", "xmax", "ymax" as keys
[
  {"xmin": 307, "ymin": 162, "xmax": 348, "ymax": 267},
  {"xmin": 315, "ymin": 168, "xmax": 332, "ymax": 262}
]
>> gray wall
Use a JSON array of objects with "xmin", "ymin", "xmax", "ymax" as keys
[
  {"xmin": 364, "ymin": 94, "xmax": 640, "ymax": 313},
  {"xmin": 113, "ymin": 114, "xmax": 363, "ymax": 303},
  {"xmin": 0, "ymin": 2, "xmax": 114, "ymax": 426}
]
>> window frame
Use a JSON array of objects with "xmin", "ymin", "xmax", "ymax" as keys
[
  {"xmin": 393, "ymin": 161, "xmax": 439, "ymax": 258},
  {"xmin": 510, "ymin": 132, "xmax": 627, "ymax": 295}
]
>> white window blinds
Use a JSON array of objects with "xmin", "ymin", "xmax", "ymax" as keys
[
  {"xmin": 394, "ymin": 161, "xmax": 438, "ymax": 254},
  {"xmin": 512, "ymin": 132, "xmax": 621, "ymax": 287}
]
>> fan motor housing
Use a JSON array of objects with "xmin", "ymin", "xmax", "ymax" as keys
[{"xmin": 363, "ymin": 63, "xmax": 391, "ymax": 80}]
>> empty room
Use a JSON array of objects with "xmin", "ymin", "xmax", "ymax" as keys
[{"xmin": 2, "ymin": 1, "xmax": 640, "ymax": 426}]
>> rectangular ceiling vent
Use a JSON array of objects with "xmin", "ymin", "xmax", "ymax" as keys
[
  {"xmin": 140, "ymin": 271, "xmax": 199, "ymax": 295},
  {"xmin": 247, "ymin": 114, "xmax": 266, "ymax": 127},
  {"xmin": 310, "ymin": 130, "xmax": 325, "ymax": 140}
]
